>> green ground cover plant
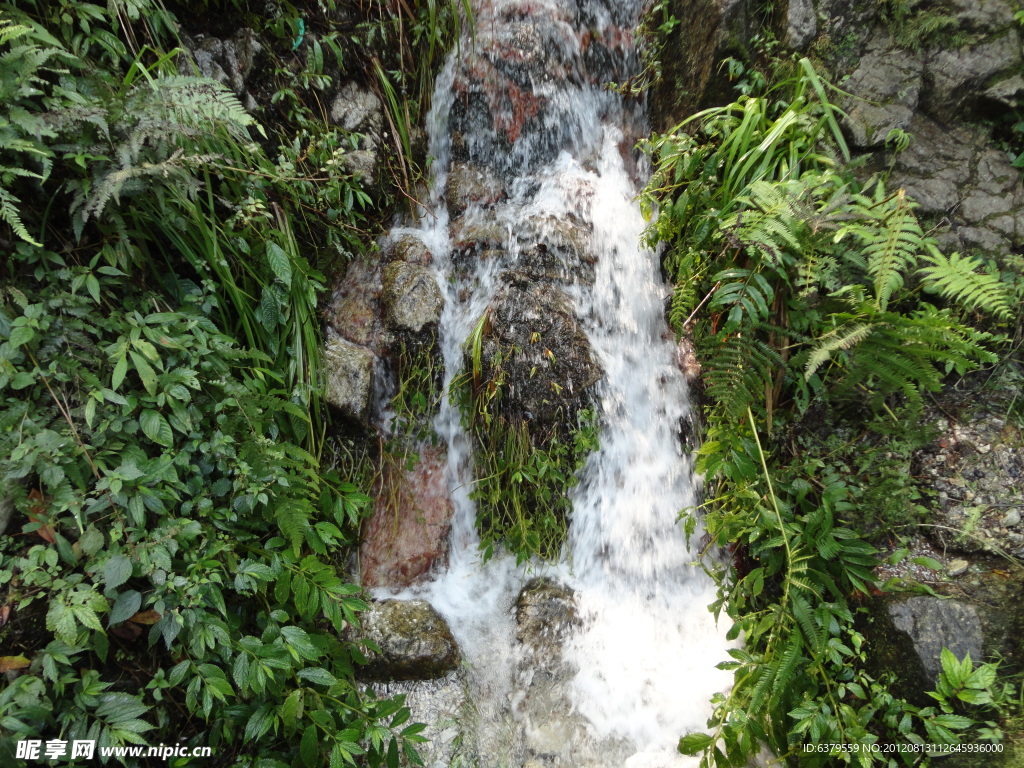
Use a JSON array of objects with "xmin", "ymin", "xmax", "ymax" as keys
[{"xmin": 0, "ymin": 0, "xmax": 462, "ymax": 764}]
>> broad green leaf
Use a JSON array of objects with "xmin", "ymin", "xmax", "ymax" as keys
[
  {"xmin": 104, "ymin": 554, "xmax": 133, "ymax": 589},
  {"xmin": 8, "ymin": 325, "xmax": 35, "ymax": 348},
  {"xmin": 139, "ymin": 409, "xmax": 173, "ymax": 447},
  {"xmin": 129, "ymin": 350, "xmax": 158, "ymax": 395},
  {"xmin": 109, "ymin": 590, "xmax": 142, "ymax": 625},
  {"xmin": 297, "ymin": 667, "xmax": 336, "ymax": 686},
  {"xmin": 266, "ymin": 242, "xmax": 293, "ymax": 286}
]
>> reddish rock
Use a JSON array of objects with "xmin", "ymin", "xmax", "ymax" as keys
[
  {"xmin": 329, "ymin": 259, "xmax": 381, "ymax": 348},
  {"xmin": 360, "ymin": 446, "xmax": 453, "ymax": 588}
]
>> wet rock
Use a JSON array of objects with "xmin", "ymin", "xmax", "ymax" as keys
[
  {"xmin": 360, "ymin": 446, "xmax": 453, "ymax": 589},
  {"xmin": 675, "ymin": 336, "xmax": 702, "ymax": 384},
  {"xmin": 889, "ymin": 596, "xmax": 984, "ymax": 681},
  {"xmin": 842, "ymin": 39, "xmax": 923, "ymax": 148},
  {"xmin": 180, "ymin": 29, "xmax": 265, "ymax": 111},
  {"xmin": 329, "ymin": 259, "xmax": 381, "ymax": 348},
  {"xmin": 479, "ymin": 281, "xmax": 602, "ymax": 426},
  {"xmin": 385, "ymin": 234, "xmax": 433, "ymax": 266},
  {"xmin": 516, "ymin": 578, "xmax": 578, "ymax": 652},
  {"xmin": 382, "ymin": 261, "xmax": 444, "ymax": 335},
  {"xmin": 446, "ymin": 163, "xmax": 506, "ymax": 217},
  {"xmin": 324, "ymin": 337, "xmax": 376, "ymax": 425},
  {"xmin": 450, "ymin": 214, "xmax": 507, "ymax": 256},
  {"xmin": 514, "ymin": 214, "xmax": 596, "ymax": 285},
  {"xmin": 784, "ymin": 0, "xmax": 817, "ymax": 50},
  {"xmin": 947, "ymin": 559, "xmax": 970, "ymax": 577},
  {"xmin": 353, "ymin": 599, "xmax": 460, "ymax": 681}
]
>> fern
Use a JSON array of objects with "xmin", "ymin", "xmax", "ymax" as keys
[
  {"xmin": 843, "ymin": 185, "xmax": 923, "ymax": 311},
  {"xmin": 702, "ymin": 333, "xmax": 784, "ymax": 422},
  {"xmin": 918, "ymin": 250, "xmax": 1013, "ymax": 320},
  {"xmin": 803, "ymin": 323, "xmax": 873, "ymax": 380}
]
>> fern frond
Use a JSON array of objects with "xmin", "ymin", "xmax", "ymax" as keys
[
  {"xmin": 703, "ymin": 334, "xmax": 784, "ymax": 422},
  {"xmin": 917, "ymin": 250, "xmax": 1013, "ymax": 320},
  {"xmin": 804, "ymin": 323, "xmax": 873, "ymax": 380},
  {"xmin": 0, "ymin": 185, "xmax": 39, "ymax": 245},
  {"xmin": 845, "ymin": 187, "xmax": 923, "ymax": 311}
]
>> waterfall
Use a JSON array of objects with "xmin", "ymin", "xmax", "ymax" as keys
[{"xmin": 380, "ymin": 1, "xmax": 733, "ymax": 764}]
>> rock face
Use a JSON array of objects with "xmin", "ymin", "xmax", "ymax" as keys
[
  {"xmin": 329, "ymin": 82, "xmax": 384, "ymax": 192},
  {"xmin": 324, "ymin": 337, "xmax": 376, "ymax": 425},
  {"xmin": 354, "ymin": 599, "xmax": 460, "ymax": 681},
  {"xmin": 841, "ymin": 37, "xmax": 924, "ymax": 148},
  {"xmin": 360, "ymin": 446, "xmax": 453, "ymax": 589},
  {"xmin": 180, "ymin": 30, "xmax": 265, "ymax": 111},
  {"xmin": 445, "ymin": 163, "xmax": 506, "ymax": 217},
  {"xmin": 889, "ymin": 597, "xmax": 985, "ymax": 681}
]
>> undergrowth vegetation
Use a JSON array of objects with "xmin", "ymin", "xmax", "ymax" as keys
[
  {"xmin": 641, "ymin": 56, "xmax": 1018, "ymax": 765},
  {"xmin": 453, "ymin": 313, "xmax": 599, "ymax": 563},
  {"xmin": 0, "ymin": 0, "xmax": 462, "ymax": 765}
]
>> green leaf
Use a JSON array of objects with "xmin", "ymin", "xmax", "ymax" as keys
[
  {"xmin": 8, "ymin": 325, "xmax": 35, "ymax": 349},
  {"xmin": 139, "ymin": 409, "xmax": 173, "ymax": 447},
  {"xmin": 129, "ymin": 350, "xmax": 158, "ymax": 396},
  {"xmin": 297, "ymin": 668, "xmax": 337, "ymax": 687},
  {"xmin": 104, "ymin": 554, "xmax": 133, "ymax": 589},
  {"xmin": 678, "ymin": 732, "xmax": 714, "ymax": 755},
  {"xmin": 301, "ymin": 724, "xmax": 319, "ymax": 768},
  {"xmin": 79, "ymin": 525, "xmax": 104, "ymax": 556},
  {"xmin": 111, "ymin": 354, "xmax": 128, "ymax": 389},
  {"xmin": 109, "ymin": 590, "xmax": 142, "ymax": 625},
  {"xmin": 86, "ymin": 274, "xmax": 101, "ymax": 303},
  {"xmin": 266, "ymin": 242, "xmax": 293, "ymax": 286}
]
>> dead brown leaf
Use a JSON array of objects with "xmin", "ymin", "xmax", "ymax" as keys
[{"xmin": 0, "ymin": 656, "xmax": 30, "ymax": 672}]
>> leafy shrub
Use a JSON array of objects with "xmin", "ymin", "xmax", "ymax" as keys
[
  {"xmin": 0, "ymin": 1, "xmax": 434, "ymax": 765},
  {"xmin": 642, "ymin": 58, "xmax": 1014, "ymax": 765}
]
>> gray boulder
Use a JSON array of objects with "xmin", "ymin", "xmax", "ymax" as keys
[
  {"xmin": 382, "ymin": 261, "xmax": 444, "ymax": 335},
  {"xmin": 784, "ymin": 0, "xmax": 818, "ymax": 50},
  {"xmin": 324, "ymin": 337, "xmax": 376, "ymax": 425},
  {"xmin": 888, "ymin": 596, "xmax": 984, "ymax": 681},
  {"xmin": 180, "ymin": 30, "xmax": 265, "ymax": 112},
  {"xmin": 353, "ymin": 599, "xmax": 460, "ymax": 681}
]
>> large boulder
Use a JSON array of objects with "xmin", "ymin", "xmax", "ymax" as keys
[
  {"xmin": 330, "ymin": 82, "xmax": 384, "ymax": 192},
  {"xmin": 328, "ymin": 258, "xmax": 381, "ymax": 348},
  {"xmin": 515, "ymin": 578, "xmax": 578, "ymax": 657},
  {"xmin": 445, "ymin": 163, "xmax": 506, "ymax": 218},
  {"xmin": 360, "ymin": 446, "xmax": 453, "ymax": 589},
  {"xmin": 842, "ymin": 37, "xmax": 924, "ymax": 148},
  {"xmin": 353, "ymin": 599, "xmax": 460, "ymax": 681},
  {"xmin": 324, "ymin": 337, "xmax": 376, "ymax": 426},
  {"xmin": 382, "ymin": 261, "xmax": 444, "ymax": 335},
  {"xmin": 477, "ymin": 280, "xmax": 602, "ymax": 427}
]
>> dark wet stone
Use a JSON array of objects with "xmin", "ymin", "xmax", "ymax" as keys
[{"xmin": 353, "ymin": 599, "xmax": 460, "ymax": 681}]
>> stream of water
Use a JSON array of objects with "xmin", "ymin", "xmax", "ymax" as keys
[{"xmin": 381, "ymin": 1, "xmax": 733, "ymax": 764}]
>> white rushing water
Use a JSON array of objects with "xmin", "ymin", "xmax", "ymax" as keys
[{"xmin": 380, "ymin": 0, "xmax": 734, "ymax": 764}]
